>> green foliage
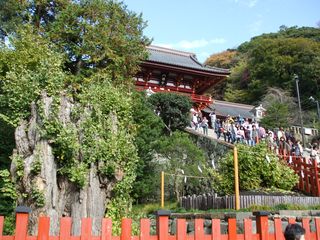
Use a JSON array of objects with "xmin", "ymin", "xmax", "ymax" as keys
[
  {"xmin": 0, "ymin": 26, "xmax": 66, "ymax": 126},
  {"xmin": 260, "ymin": 88, "xmax": 298, "ymax": 129},
  {"xmin": 0, "ymin": 169, "xmax": 17, "ymax": 201},
  {"xmin": 210, "ymin": 143, "xmax": 299, "ymax": 195},
  {"xmin": 11, "ymin": 154, "xmax": 24, "ymax": 182},
  {"xmin": 273, "ymin": 203, "xmax": 306, "ymax": 210},
  {"xmin": 260, "ymin": 102, "xmax": 290, "ymax": 129},
  {"xmin": 0, "ymin": 0, "xmax": 150, "ymax": 225},
  {"xmin": 0, "ymin": 169, "xmax": 16, "ymax": 233},
  {"xmin": 48, "ymin": 0, "xmax": 150, "ymax": 80},
  {"xmin": 205, "ymin": 50, "xmax": 238, "ymax": 68},
  {"xmin": 31, "ymin": 187, "xmax": 45, "ymax": 208},
  {"xmin": 216, "ymin": 26, "xmax": 320, "ymax": 106},
  {"xmin": 131, "ymin": 92, "xmax": 165, "ymax": 202},
  {"xmin": 224, "ymin": 60, "xmax": 252, "ymax": 103},
  {"xmin": 0, "ymin": 120, "xmax": 15, "ymax": 170},
  {"xmin": 147, "ymin": 92, "xmax": 192, "ymax": 134},
  {"xmin": 156, "ymin": 131, "xmax": 210, "ymax": 200}
]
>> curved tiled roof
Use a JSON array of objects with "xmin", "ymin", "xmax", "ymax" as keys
[
  {"xmin": 204, "ymin": 100, "xmax": 255, "ymax": 119},
  {"xmin": 145, "ymin": 46, "xmax": 230, "ymax": 74}
]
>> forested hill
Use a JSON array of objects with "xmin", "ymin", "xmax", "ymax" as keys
[{"xmin": 205, "ymin": 26, "xmax": 320, "ymax": 106}]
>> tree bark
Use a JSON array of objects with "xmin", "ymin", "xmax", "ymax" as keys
[{"xmin": 11, "ymin": 92, "xmax": 120, "ymax": 235}]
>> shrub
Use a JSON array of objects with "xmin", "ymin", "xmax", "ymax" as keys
[{"xmin": 209, "ymin": 143, "xmax": 299, "ymax": 195}]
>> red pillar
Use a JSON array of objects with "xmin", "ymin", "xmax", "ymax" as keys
[
  {"xmin": 254, "ymin": 211, "xmax": 270, "ymax": 240},
  {"xmin": 155, "ymin": 210, "xmax": 171, "ymax": 240},
  {"xmin": 15, "ymin": 206, "xmax": 31, "ymax": 240}
]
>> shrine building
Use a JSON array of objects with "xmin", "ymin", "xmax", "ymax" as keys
[{"xmin": 135, "ymin": 45, "xmax": 230, "ymax": 109}]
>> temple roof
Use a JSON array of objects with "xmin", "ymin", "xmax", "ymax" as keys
[
  {"xmin": 204, "ymin": 100, "xmax": 255, "ymax": 119},
  {"xmin": 145, "ymin": 46, "xmax": 230, "ymax": 75}
]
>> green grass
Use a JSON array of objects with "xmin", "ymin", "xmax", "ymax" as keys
[{"xmin": 132, "ymin": 201, "xmax": 179, "ymax": 215}]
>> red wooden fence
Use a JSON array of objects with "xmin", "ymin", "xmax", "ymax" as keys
[
  {"xmin": 2, "ymin": 211, "xmax": 320, "ymax": 240},
  {"xmin": 278, "ymin": 148, "xmax": 320, "ymax": 197}
]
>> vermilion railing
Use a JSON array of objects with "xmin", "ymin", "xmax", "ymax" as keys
[
  {"xmin": 278, "ymin": 148, "xmax": 320, "ymax": 197},
  {"xmin": 136, "ymin": 85, "xmax": 213, "ymax": 104},
  {"xmin": 2, "ymin": 210, "xmax": 320, "ymax": 240}
]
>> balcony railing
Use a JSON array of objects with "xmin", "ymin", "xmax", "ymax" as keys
[{"xmin": 137, "ymin": 85, "xmax": 213, "ymax": 105}]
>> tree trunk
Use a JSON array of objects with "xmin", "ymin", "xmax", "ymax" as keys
[{"xmin": 10, "ymin": 92, "xmax": 120, "ymax": 235}]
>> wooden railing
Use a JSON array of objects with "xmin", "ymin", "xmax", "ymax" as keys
[
  {"xmin": 278, "ymin": 149, "xmax": 320, "ymax": 197},
  {"xmin": 3, "ymin": 210, "xmax": 320, "ymax": 240}
]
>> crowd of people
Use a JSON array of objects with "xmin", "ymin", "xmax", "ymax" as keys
[{"xmin": 190, "ymin": 110, "xmax": 320, "ymax": 163}]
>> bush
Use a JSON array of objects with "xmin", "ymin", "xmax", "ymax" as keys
[{"xmin": 209, "ymin": 143, "xmax": 299, "ymax": 195}]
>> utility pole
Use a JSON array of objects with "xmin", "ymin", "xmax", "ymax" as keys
[
  {"xmin": 309, "ymin": 96, "xmax": 320, "ymax": 120},
  {"xmin": 294, "ymin": 74, "xmax": 305, "ymax": 147}
]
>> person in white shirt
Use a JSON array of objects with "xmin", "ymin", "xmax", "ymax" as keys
[{"xmin": 310, "ymin": 145, "xmax": 320, "ymax": 164}]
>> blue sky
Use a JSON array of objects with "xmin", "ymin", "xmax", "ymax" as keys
[{"xmin": 122, "ymin": 0, "xmax": 320, "ymax": 63}]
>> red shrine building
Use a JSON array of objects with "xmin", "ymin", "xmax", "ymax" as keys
[{"xmin": 135, "ymin": 45, "xmax": 230, "ymax": 109}]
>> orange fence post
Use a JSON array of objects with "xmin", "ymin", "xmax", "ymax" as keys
[
  {"xmin": 101, "ymin": 218, "xmax": 112, "ymax": 240},
  {"xmin": 0, "ymin": 216, "xmax": 4, "ymax": 240},
  {"xmin": 176, "ymin": 219, "xmax": 186, "ymax": 240},
  {"xmin": 120, "ymin": 218, "xmax": 131, "ymax": 240},
  {"xmin": 254, "ymin": 211, "xmax": 269, "ymax": 240},
  {"xmin": 156, "ymin": 210, "xmax": 170, "ymax": 240},
  {"xmin": 274, "ymin": 218, "xmax": 284, "ymax": 240},
  {"xmin": 244, "ymin": 219, "xmax": 253, "ymax": 240},
  {"xmin": 228, "ymin": 218, "xmax": 237, "ymax": 240},
  {"xmin": 140, "ymin": 219, "xmax": 150, "ymax": 240},
  {"xmin": 315, "ymin": 218, "xmax": 320, "ymax": 240},
  {"xmin": 15, "ymin": 206, "xmax": 31, "ymax": 240},
  {"xmin": 211, "ymin": 219, "xmax": 221, "ymax": 240},
  {"xmin": 81, "ymin": 218, "xmax": 92, "ymax": 240},
  {"xmin": 194, "ymin": 219, "xmax": 204, "ymax": 240},
  {"xmin": 288, "ymin": 218, "xmax": 296, "ymax": 224},
  {"xmin": 302, "ymin": 218, "xmax": 311, "ymax": 240},
  {"xmin": 37, "ymin": 217, "xmax": 50, "ymax": 240},
  {"xmin": 59, "ymin": 217, "xmax": 72, "ymax": 240}
]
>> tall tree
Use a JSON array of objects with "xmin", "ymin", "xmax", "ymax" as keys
[
  {"xmin": 147, "ymin": 92, "xmax": 192, "ymax": 135},
  {"xmin": 259, "ymin": 88, "xmax": 298, "ymax": 129},
  {"xmin": 0, "ymin": 0, "xmax": 150, "ymax": 234},
  {"xmin": 204, "ymin": 50, "xmax": 238, "ymax": 100},
  {"xmin": 221, "ymin": 27, "xmax": 320, "ymax": 105}
]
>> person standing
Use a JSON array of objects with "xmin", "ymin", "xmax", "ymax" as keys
[
  {"xmin": 215, "ymin": 119, "xmax": 222, "ymax": 139},
  {"xmin": 201, "ymin": 117, "xmax": 209, "ymax": 135},
  {"xmin": 209, "ymin": 111, "xmax": 216, "ymax": 129},
  {"xmin": 295, "ymin": 141, "xmax": 303, "ymax": 157},
  {"xmin": 310, "ymin": 145, "xmax": 320, "ymax": 165},
  {"xmin": 192, "ymin": 113, "xmax": 198, "ymax": 130},
  {"xmin": 252, "ymin": 125, "xmax": 259, "ymax": 146}
]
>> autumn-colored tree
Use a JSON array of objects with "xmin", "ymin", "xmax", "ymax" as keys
[
  {"xmin": 205, "ymin": 49, "xmax": 238, "ymax": 69},
  {"xmin": 204, "ymin": 50, "xmax": 238, "ymax": 99}
]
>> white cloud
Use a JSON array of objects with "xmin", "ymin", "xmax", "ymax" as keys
[
  {"xmin": 156, "ymin": 38, "xmax": 226, "ymax": 50},
  {"xmin": 232, "ymin": 0, "xmax": 258, "ymax": 8},
  {"xmin": 247, "ymin": 0, "xmax": 258, "ymax": 8}
]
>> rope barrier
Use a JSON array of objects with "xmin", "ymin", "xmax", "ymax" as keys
[{"xmin": 163, "ymin": 172, "xmax": 211, "ymax": 179}]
